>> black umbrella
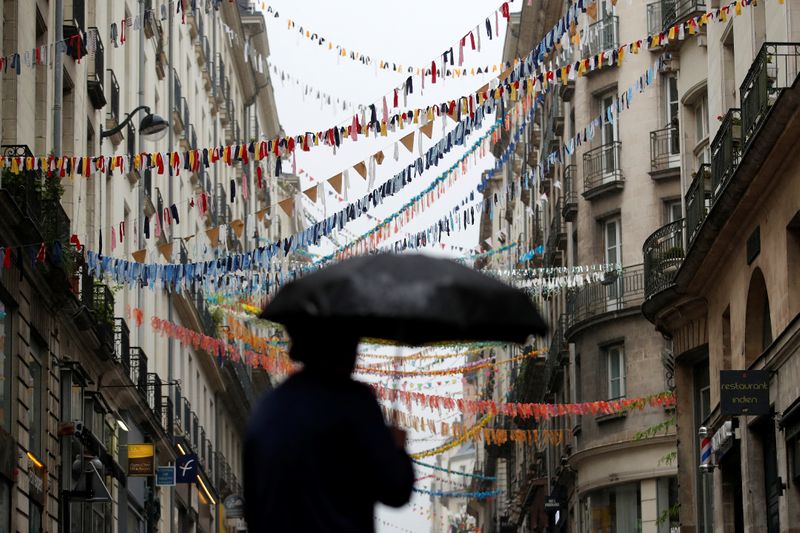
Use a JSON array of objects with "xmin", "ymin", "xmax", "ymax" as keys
[{"xmin": 260, "ymin": 254, "xmax": 547, "ymax": 346}]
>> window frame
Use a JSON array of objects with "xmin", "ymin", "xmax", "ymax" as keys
[{"xmin": 606, "ymin": 344, "xmax": 626, "ymax": 400}]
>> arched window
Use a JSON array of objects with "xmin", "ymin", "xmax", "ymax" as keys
[{"xmin": 745, "ymin": 268, "xmax": 773, "ymax": 365}]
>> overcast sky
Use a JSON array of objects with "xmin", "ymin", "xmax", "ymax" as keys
[{"xmin": 261, "ymin": 1, "xmax": 512, "ymax": 530}]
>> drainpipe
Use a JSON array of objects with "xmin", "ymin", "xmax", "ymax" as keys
[
  {"xmin": 53, "ymin": 0, "xmax": 63, "ymax": 154},
  {"xmin": 167, "ymin": 3, "xmax": 176, "ymax": 533}
]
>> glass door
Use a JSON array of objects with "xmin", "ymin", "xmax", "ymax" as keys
[{"xmin": 605, "ymin": 218, "xmax": 623, "ymax": 308}]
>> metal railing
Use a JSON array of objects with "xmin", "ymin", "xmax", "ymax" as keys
[
  {"xmin": 87, "ymin": 27, "xmax": 105, "ymax": 108},
  {"xmin": 583, "ymin": 141, "xmax": 623, "ymax": 194},
  {"xmin": 191, "ymin": 411, "xmax": 199, "ymax": 448},
  {"xmin": 565, "ymin": 264, "xmax": 645, "ymax": 332},
  {"xmin": 92, "ymin": 283, "xmax": 114, "ymax": 328},
  {"xmin": 741, "ymin": 42, "xmax": 800, "ymax": 147},
  {"xmin": 643, "ymin": 219, "xmax": 685, "ymax": 299},
  {"xmin": 182, "ymin": 398, "xmax": 192, "ymax": 439},
  {"xmin": 146, "ymin": 373, "xmax": 163, "ymax": 419},
  {"xmin": 710, "ymin": 108, "xmax": 742, "ymax": 199},
  {"xmin": 686, "ymin": 163, "xmax": 712, "ymax": 245},
  {"xmin": 587, "ymin": 16, "xmax": 618, "ymax": 57},
  {"xmin": 650, "ymin": 125, "xmax": 680, "ymax": 173},
  {"xmin": 646, "ymin": 1, "xmax": 666, "ymax": 36},
  {"xmin": 162, "ymin": 396, "xmax": 174, "ymax": 437},
  {"xmin": 113, "ymin": 318, "xmax": 130, "ymax": 369},
  {"xmin": 562, "ymin": 164, "xmax": 578, "ymax": 220},
  {"xmin": 129, "ymin": 347, "xmax": 149, "ymax": 396},
  {"xmin": 107, "ymin": 69, "xmax": 120, "ymax": 125},
  {"xmin": 664, "ymin": 0, "xmax": 706, "ymax": 30},
  {"xmin": 199, "ymin": 35, "xmax": 210, "ymax": 66},
  {"xmin": 174, "ymin": 70, "xmax": 182, "ymax": 111}
]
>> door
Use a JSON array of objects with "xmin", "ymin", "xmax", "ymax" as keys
[
  {"xmin": 665, "ymin": 75, "xmax": 680, "ymax": 158},
  {"xmin": 604, "ymin": 218, "xmax": 622, "ymax": 307}
]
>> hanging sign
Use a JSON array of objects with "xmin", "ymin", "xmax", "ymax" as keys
[
  {"xmin": 156, "ymin": 466, "xmax": 176, "ymax": 487},
  {"xmin": 176, "ymin": 453, "xmax": 198, "ymax": 484},
  {"xmin": 127, "ymin": 443, "xmax": 155, "ymax": 477},
  {"xmin": 224, "ymin": 494, "xmax": 245, "ymax": 519},
  {"xmin": 720, "ymin": 370, "xmax": 770, "ymax": 415}
]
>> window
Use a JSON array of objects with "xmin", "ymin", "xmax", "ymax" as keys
[
  {"xmin": 30, "ymin": 336, "xmax": 46, "ymax": 456},
  {"xmin": 0, "ymin": 302, "xmax": 10, "ymax": 432},
  {"xmin": 666, "ymin": 200, "xmax": 682, "ymax": 224},
  {"xmin": 693, "ymin": 358, "xmax": 713, "ymax": 532},
  {"xmin": 665, "ymin": 75, "xmax": 680, "ymax": 155},
  {"xmin": 606, "ymin": 345, "xmax": 625, "ymax": 400},
  {"xmin": 656, "ymin": 477, "xmax": 680, "ymax": 533},
  {"xmin": 693, "ymin": 94, "xmax": 710, "ymax": 167},
  {"xmin": 581, "ymin": 482, "xmax": 641, "ymax": 533},
  {"xmin": 604, "ymin": 218, "xmax": 623, "ymax": 302},
  {"xmin": 599, "ymin": 93, "xmax": 618, "ymax": 146},
  {"xmin": 745, "ymin": 268, "xmax": 772, "ymax": 365}
]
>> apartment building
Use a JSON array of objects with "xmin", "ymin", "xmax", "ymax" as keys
[
  {"xmin": 472, "ymin": 1, "xmax": 685, "ymax": 531},
  {"xmin": 641, "ymin": 1, "xmax": 800, "ymax": 531},
  {"xmin": 0, "ymin": 1, "xmax": 282, "ymax": 532}
]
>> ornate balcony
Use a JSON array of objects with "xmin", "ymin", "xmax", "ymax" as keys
[
  {"xmin": 710, "ymin": 108, "xmax": 742, "ymax": 200},
  {"xmin": 686, "ymin": 164, "xmax": 712, "ymax": 245},
  {"xmin": 128, "ymin": 347, "xmax": 149, "ymax": 396},
  {"xmin": 649, "ymin": 125, "xmax": 680, "ymax": 178},
  {"xmin": 586, "ymin": 17, "xmax": 619, "ymax": 58},
  {"xmin": 741, "ymin": 42, "xmax": 800, "ymax": 147},
  {"xmin": 565, "ymin": 264, "xmax": 644, "ymax": 337},
  {"xmin": 105, "ymin": 69, "xmax": 122, "ymax": 145},
  {"xmin": 86, "ymin": 28, "xmax": 106, "ymax": 109},
  {"xmin": 643, "ymin": 219, "xmax": 685, "ymax": 300},
  {"xmin": 561, "ymin": 164, "xmax": 578, "ymax": 222},
  {"xmin": 583, "ymin": 142, "xmax": 624, "ymax": 199}
]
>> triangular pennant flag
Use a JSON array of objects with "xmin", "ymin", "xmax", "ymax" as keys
[
  {"xmin": 420, "ymin": 121, "xmax": 434, "ymax": 139},
  {"xmin": 158, "ymin": 242, "xmax": 173, "ymax": 261},
  {"xmin": 303, "ymin": 186, "xmax": 318, "ymax": 202},
  {"xmin": 278, "ymin": 197, "xmax": 294, "ymax": 217},
  {"xmin": 206, "ymin": 227, "xmax": 220, "ymax": 247},
  {"xmin": 353, "ymin": 161, "xmax": 367, "ymax": 179},
  {"xmin": 256, "ymin": 208, "xmax": 268, "ymax": 221},
  {"xmin": 328, "ymin": 173, "xmax": 343, "ymax": 193},
  {"xmin": 132, "ymin": 249, "xmax": 147, "ymax": 263},
  {"xmin": 400, "ymin": 132, "xmax": 415, "ymax": 152},
  {"xmin": 231, "ymin": 219, "xmax": 245, "ymax": 238},
  {"xmin": 374, "ymin": 151, "xmax": 385, "ymax": 165}
]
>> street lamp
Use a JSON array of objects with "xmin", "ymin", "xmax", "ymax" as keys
[{"xmin": 100, "ymin": 105, "xmax": 169, "ymax": 142}]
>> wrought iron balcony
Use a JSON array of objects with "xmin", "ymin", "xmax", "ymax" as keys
[
  {"xmin": 105, "ymin": 69, "xmax": 121, "ymax": 143},
  {"xmin": 546, "ymin": 315, "xmax": 569, "ymax": 390},
  {"xmin": 146, "ymin": 373, "xmax": 163, "ymax": 419},
  {"xmin": 686, "ymin": 163, "xmax": 712, "ymax": 245},
  {"xmin": 643, "ymin": 219, "xmax": 685, "ymax": 300},
  {"xmin": 562, "ymin": 164, "xmax": 578, "ymax": 222},
  {"xmin": 582, "ymin": 141, "xmax": 624, "ymax": 199},
  {"xmin": 741, "ymin": 42, "xmax": 800, "ymax": 147},
  {"xmin": 649, "ymin": 125, "xmax": 680, "ymax": 176},
  {"xmin": 182, "ymin": 397, "xmax": 192, "ymax": 438},
  {"xmin": 191, "ymin": 411, "xmax": 200, "ymax": 448},
  {"xmin": 587, "ymin": 16, "xmax": 619, "ymax": 58},
  {"xmin": 663, "ymin": 0, "xmax": 706, "ymax": 31},
  {"xmin": 710, "ymin": 108, "xmax": 742, "ymax": 200},
  {"xmin": 162, "ymin": 396, "xmax": 174, "ymax": 438},
  {"xmin": 129, "ymin": 347, "xmax": 149, "ymax": 396},
  {"xmin": 113, "ymin": 317, "xmax": 130, "ymax": 370},
  {"xmin": 565, "ymin": 264, "xmax": 645, "ymax": 334},
  {"xmin": 545, "ymin": 200, "xmax": 566, "ymax": 267},
  {"xmin": 87, "ymin": 28, "xmax": 106, "ymax": 109}
]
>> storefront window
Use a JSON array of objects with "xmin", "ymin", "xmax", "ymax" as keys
[
  {"xmin": 0, "ymin": 302, "xmax": 11, "ymax": 432},
  {"xmin": 656, "ymin": 477, "xmax": 679, "ymax": 533},
  {"xmin": 581, "ymin": 482, "xmax": 641, "ymax": 533}
]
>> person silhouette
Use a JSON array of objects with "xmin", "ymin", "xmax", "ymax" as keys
[{"xmin": 243, "ymin": 326, "xmax": 414, "ymax": 532}]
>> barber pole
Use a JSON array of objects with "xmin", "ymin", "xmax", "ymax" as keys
[{"xmin": 700, "ymin": 436, "xmax": 712, "ymax": 468}]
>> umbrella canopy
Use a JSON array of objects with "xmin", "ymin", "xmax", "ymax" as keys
[{"xmin": 260, "ymin": 254, "xmax": 547, "ymax": 346}]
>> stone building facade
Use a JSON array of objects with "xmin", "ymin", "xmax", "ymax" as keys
[
  {"xmin": 0, "ymin": 1, "xmax": 283, "ymax": 532},
  {"xmin": 641, "ymin": 1, "xmax": 800, "ymax": 531}
]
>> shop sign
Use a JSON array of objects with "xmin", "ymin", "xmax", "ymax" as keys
[
  {"xmin": 156, "ymin": 466, "xmax": 176, "ymax": 487},
  {"xmin": 27, "ymin": 455, "xmax": 46, "ymax": 505},
  {"xmin": 720, "ymin": 370, "xmax": 770, "ymax": 416},
  {"xmin": 224, "ymin": 494, "xmax": 245, "ymax": 519},
  {"xmin": 128, "ymin": 443, "xmax": 155, "ymax": 477},
  {"xmin": 176, "ymin": 453, "xmax": 198, "ymax": 483}
]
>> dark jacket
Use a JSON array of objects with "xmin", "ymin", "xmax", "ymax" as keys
[{"xmin": 243, "ymin": 370, "xmax": 414, "ymax": 532}]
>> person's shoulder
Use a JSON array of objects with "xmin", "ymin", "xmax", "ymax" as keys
[{"xmin": 348, "ymin": 380, "xmax": 379, "ymax": 400}]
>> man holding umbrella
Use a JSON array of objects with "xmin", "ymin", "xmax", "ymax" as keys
[{"xmin": 244, "ymin": 254, "xmax": 546, "ymax": 532}]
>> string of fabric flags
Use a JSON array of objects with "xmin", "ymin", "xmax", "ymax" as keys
[
  {"xmin": 355, "ymin": 350, "xmax": 543, "ymax": 378},
  {"xmin": 412, "ymin": 459, "xmax": 496, "ymax": 481},
  {"xmin": 262, "ymin": 1, "xmax": 514, "ymax": 79},
  {"xmin": 414, "ymin": 487, "xmax": 503, "ymax": 499},
  {"xmin": 411, "ymin": 415, "xmax": 492, "ymax": 459},
  {"xmin": 374, "ymin": 385, "xmax": 677, "ymax": 422}
]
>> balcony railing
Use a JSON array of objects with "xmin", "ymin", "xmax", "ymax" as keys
[
  {"xmin": 146, "ymin": 373, "xmax": 163, "ymax": 419},
  {"xmin": 87, "ymin": 27, "xmax": 106, "ymax": 109},
  {"xmin": 646, "ymin": 1, "xmax": 666, "ymax": 37},
  {"xmin": 182, "ymin": 398, "xmax": 192, "ymax": 438},
  {"xmin": 663, "ymin": 0, "xmax": 706, "ymax": 30},
  {"xmin": 191, "ymin": 411, "xmax": 199, "ymax": 448},
  {"xmin": 565, "ymin": 264, "xmax": 644, "ymax": 333},
  {"xmin": 643, "ymin": 219, "xmax": 685, "ymax": 300},
  {"xmin": 587, "ymin": 16, "xmax": 618, "ymax": 57},
  {"xmin": 162, "ymin": 396, "xmax": 174, "ymax": 438},
  {"xmin": 686, "ymin": 163, "xmax": 712, "ymax": 245},
  {"xmin": 649, "ymin": 125, "xmax": 680, "ymax": 174},
  {"xmin": 562, "ymin": 164, "xmax": 578, "ymax": 222},
  {"xmin": 129, "ymin": 347, "xmax": 149, "ymax": 396},
  {"xmin": 741, "ymin": 42, "xmax": 800, "ymax": 147},
  {"xmin": 583, "ymin": 141, "xmax": 623, "ymax": 199},
  {"xmin": 92, "ymin": 283, "xmax": 114, "ymax": 329},
  {"xmin": 113, "ymin": 318, "xmax": 131, "ymax": 370},
  {"xmin": 710, "ymin": 108, "xmax": 742, "ymax": 199},
  {"xmin": 107, "ymin": 69, "xmax": 120, "ymax": 126}
]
